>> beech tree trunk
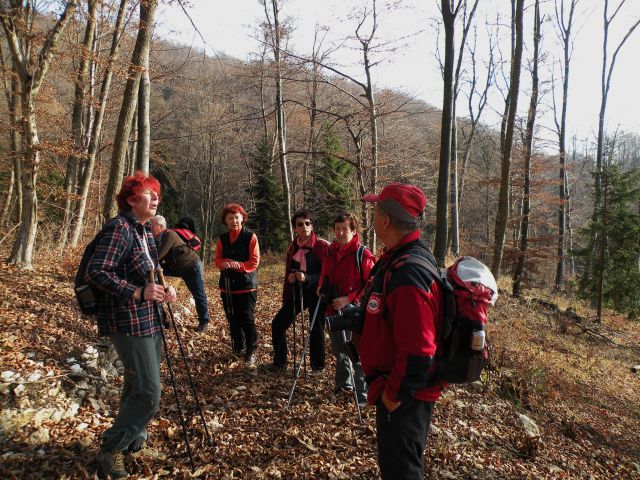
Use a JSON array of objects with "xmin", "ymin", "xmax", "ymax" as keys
[
  {"xmin": 103, "ymin": 0, "xmax": 157, "ymax": 220},
  {"xmin": 1, "ymin": 0, "xmax": 78, "ymax": 269},
  {"xmin": 70, "ymin": 0, "xmax": 129, "ymax": 247},
  {"xmin": 553, "ymin": 0, "xmax": 578, "ymax": 290},
  {"xmin": 513, "ymin": 0, "xmax": 541, "ymax": 296},
  {"xmin": 269, "ymin": 0, "xmax": 293, "ymax": 239},
  {"xmin": 491, "ymin": 0, "xmax": 524, "ymax": 280},
  {"xmin": 434, "ymin": 0, "xmax": 457, "ymax": 266},
  {"xmin": 136, "ymin": 49, "xmax": 151, "ymax": 173},
  {"xmin": 61, "ymin": 0, "xmax": 98, "ymax": 248}
]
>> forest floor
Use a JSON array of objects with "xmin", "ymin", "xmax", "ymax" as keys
[{"xmin": 1, "ymin": 249, "xmax": 640, "ymax": 479}]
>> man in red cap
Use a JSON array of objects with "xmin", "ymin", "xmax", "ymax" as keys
[{"xmin": 358, "ymin": 183, "xmax": 444, "ymax": 480}]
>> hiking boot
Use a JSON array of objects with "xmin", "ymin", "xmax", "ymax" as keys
[
  {"xmin": 231, "ymin": 348, "xmax": 243, "ymax": 359},
  {"xmin": 125, "ymin": 435, "xmax": 145, "ymax": 455},
  {"xmin": 196, "ymin": 322, "xmax": 209, "ymax": 333},
  {"xmin": 334, "ymin": 386, "xmax": 354, "ymax": 395},
  {"xmin": 245, "ymin": 353, "xmax": 256, "ymax": 366},
  {"xmin": 96, "ymin": 450, "xmax": 128, "ymax": 478}
]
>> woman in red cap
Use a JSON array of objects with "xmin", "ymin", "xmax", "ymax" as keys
[
  {"xmin": 318, "ymin": 212, "xmax": 376, "ymax": 405},
  {"xmin": 214, "ymin": 203, "xmax": 260, "ymax": 365}
]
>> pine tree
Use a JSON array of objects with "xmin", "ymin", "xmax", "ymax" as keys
[
  {"xmin": 308, "ymin": 129, "xmax": 354, "ymax": 233},
  {"xmin": 248, "ymin": 137, "xmax": 289, "ymax": 252},
  {"xmin": 576, "ymin": 164, "xmax": 640, "ymax": 319}
]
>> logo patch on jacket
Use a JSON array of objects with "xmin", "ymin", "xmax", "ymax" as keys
[{"xmin": 367, "ymin": 293, "xmax": 382, "ymax": 314}]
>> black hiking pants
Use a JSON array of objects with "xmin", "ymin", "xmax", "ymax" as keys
[{"xmin": 375, "ymin": 396, "xmax": 434, "ymax": 480}]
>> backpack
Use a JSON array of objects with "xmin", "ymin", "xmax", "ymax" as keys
[
  {"xmin": 171, "ymin": 228, "xmax": 202, "ymax": 251},
  {"xmin": 387, "ymin": 253, "xmax": 497, "ymax": 385},
  {"xmin": 74, "ymin": 217, "xmax": 133, "ymax": 316}
]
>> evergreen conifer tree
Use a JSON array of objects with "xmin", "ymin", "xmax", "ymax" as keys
[
  {"xmin": 576, "ymin": 164, "xmax": 640, "ymax": 318},
  {"xmin": 248, "ymin": 137, "xmax": 289, "ymax": 252},
  {"xmin": 308, "ymin": 129, "xmax": 354, "ymax": 233}
]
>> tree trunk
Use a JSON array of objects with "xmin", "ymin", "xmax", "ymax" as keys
[
  {"xmin": 70, "ymin": 0, "xmax": 128, "ymax": 247},
  {"xmin": 61, "ymin": 0, "xmax": 98, "ymax": 248},
  {"xmin": 103, "ymin": 0, "xmax": 156, "ymax": 220},
  {"xmin": 364, "ymin": 54, "xmax": 378, "ymax": 252},
  {"xmin": 434, "ymin": 0, "xmax": 456, "ymax": 266},
  {"xmin": 2, "ymin": 0, "xmax": 78, "ymax": 268},
  {"xmin": 513, "ymin": 0, "xmax": 541, "ymax": 296},
  {"xmin": 9, "ymin": 94, "xmax": 40, "ymax": 269},
  {"xmin": 449, "ymin": 114, "xmax": 459, "ymax": 256},
  {"xmin": 553, "ymin": 0, "xmax": 577, "ymax": 291},
  {"xmin": 0, "ymin": 62, "xmax": 22, "ymax": 227},
  {"xmin": 492, "ymin": 0, "xmax": 524, "ymax": 280},
  {"xmin": 136, "ymin": 48, "xmax": 151, "ymax": 173},
  {"xmin": 448, "ymin": 0, "xmax": 479, "ymax": 258},
  {"xmin": 270, "ymin": 0, "xmax": 293, "ymax": 240},
  {"xmin": 596, "ymin": 156, "xmax": 608, "ymax": 323}
]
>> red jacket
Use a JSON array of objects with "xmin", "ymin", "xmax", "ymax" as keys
[
  {"xmin": 358, "ymin": 231, "xmax": 444, "ymax": 405},
  {"xmin": 318, "ymin": 235, "xmax": 376, "ymax": 316}
]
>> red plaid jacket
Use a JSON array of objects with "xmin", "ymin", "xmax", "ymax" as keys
[{"xmin": 85, "ymin": 211, "xmax": 163, "ymax": 337}]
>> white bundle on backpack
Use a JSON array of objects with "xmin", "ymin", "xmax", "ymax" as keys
[{"xmin": 453, "ymin": 256, "xmax": 498, "ymax": 305}]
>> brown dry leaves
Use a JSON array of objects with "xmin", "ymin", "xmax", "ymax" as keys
[{"xmin": 1, "ymin": 255, "xmax": 639, "ymax": 479}]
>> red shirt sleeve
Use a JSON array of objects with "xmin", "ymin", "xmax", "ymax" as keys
[
  {"xmin": 237, "ymin": 234, "xmax": 260, "ymax": 272},
  {"xmin": 214, "ymin": 239, "xmax": 225, "ymax": 270}
]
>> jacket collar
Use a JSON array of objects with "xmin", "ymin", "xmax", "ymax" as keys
[
  {"xmin": 329, "ymin": 233, "xmax": 359, "ymax": 256},
  {"xmin": 119, "ymin": 210, "xmax": 148, "ymax": 234}
]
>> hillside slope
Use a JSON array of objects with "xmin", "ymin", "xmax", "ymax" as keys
[{"xmin": 1, "ymin": 252, "xmax": 639, "ymax": 479}]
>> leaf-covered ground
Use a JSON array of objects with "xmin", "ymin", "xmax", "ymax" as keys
[{"xmin": 1, "ymin": 250, "xmax": 639, "ymax": 479}]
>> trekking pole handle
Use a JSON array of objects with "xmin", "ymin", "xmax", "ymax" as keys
[{"xmin": 156, "ymin": 266, "xmax": 168, "ymax": 289}]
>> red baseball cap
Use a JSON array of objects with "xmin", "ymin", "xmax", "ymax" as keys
[{"xmin": 362, "ymin": 183, "xmax": 427, "ymax": 220}]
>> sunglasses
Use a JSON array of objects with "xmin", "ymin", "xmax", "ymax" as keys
[{"xmin": 296, "ymin": 220, "xmax": 312, "ymax": 227}]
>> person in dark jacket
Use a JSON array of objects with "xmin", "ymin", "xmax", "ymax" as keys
[
  {"xmin": 150, "ymin": 215, "xmax": 210, "ymax": 332},
  {"xmin": 214, "ymin": 203, "xmax": 260, "ymax": 365},
  {"xmin": 269, "ymin": 210, "xmax": 329, "ymax": 372},
  {"xmin": 87, "ymin": 171, "xmax": 176, "ymax": 479},
  {"xmin": 359, "ymin": 183, "xmax": 444, "ymax": 480},
  {"xmin": 318, "ymin": 212, "xmax": 375, "ymax": 404}
]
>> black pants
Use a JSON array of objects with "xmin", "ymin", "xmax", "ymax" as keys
[
  {"xmin": 271, "ymin": 288, "xmax": 325, "ymax": 370},
  {"xmin": 376, "ymin": 396, "xmax": 434, "ymax": 480},
  {"xmin": 221, "ymin": 290, "xmax": 257, "ymax": 354}
]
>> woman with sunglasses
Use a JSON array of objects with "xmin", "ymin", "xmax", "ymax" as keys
[
  {"xmin": 269, "ymin": 209, "xmax": 329, "ymax": 372},
  {"xmin": 319, "ymin": 212, "xmax": 375, "ymax": 405}
]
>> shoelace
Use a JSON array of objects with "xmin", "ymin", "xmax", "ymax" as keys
[{"xmin": 112, "ymin": 451, "xmax": 126, "ymax": 472}]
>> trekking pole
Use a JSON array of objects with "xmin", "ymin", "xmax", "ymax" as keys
[
  {"xmin": 156, "ymin": 267, "xmax": 214, "ymax": 447},
  {"xmin": 341, "ymin": 331, "xmax": 363, "ymax": 424},
  {"xmin": 298, "ymin": 282, "xmax": 307, "ymax": 378},
  {"xmin": 148, "ymin": 271, "xmax": 196, "ymax": 473},
  {"xmin": 291, "ymin": 281, "xmax": 297, "ymax": 378},
  {"xmin": 285, "ymin": 296, "xmax": 323, "ymax": 409},
  {"xmin": 223, "ymin": 271, "xmax": 234, "ymax": 316},
  {"xmin": 223, "ymin": 271, "xmax": 235, "ymax": 351}
]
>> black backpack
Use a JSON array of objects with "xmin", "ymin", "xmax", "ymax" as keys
[{"xmin": 74, "ymin": 217, "xmax": 133, "ymax": 315}]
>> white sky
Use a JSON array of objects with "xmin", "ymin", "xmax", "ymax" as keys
[{"xmin": 156, "ymin": 0, "xmax": 640, "ymax": 150}]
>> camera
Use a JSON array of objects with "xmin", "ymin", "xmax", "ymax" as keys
[{"xmin": 325, "ymin": 304, "xmax": 365, "ymax": 334}]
